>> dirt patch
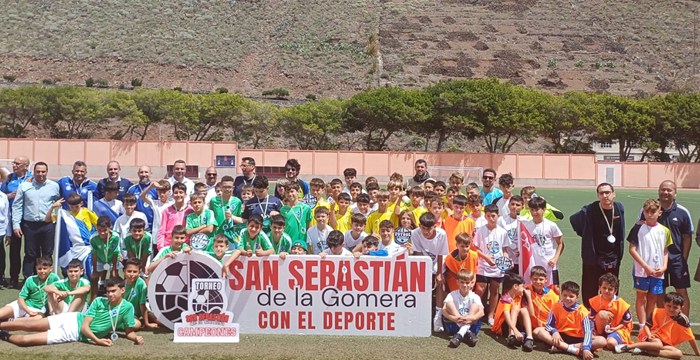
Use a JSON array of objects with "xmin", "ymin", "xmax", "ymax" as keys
[
  {"xmin": 443, "ymin": 16, "xmax": 456, "ymax": 25},
  {"xmin": 446, "ymin": 31, "xmax": 478, "ymax": 42},
  {"xmin": 530, "ymin": 42, "xmax": 543, "ymax": 51},
  {"xmin": 418, "ymin": 16, "xmax": 432, "ymax": 24},
  {"xmin": 482, "ymin": 24, "xmax": 498, "ymax": 33},
  {"xmin": 486, "ymin": 59, "xmax": 522, "ymax": 78},
  {"xmin": 421, "ymin": 58, "xmax": 474, "ymax": 77},
  {"xmin": 562, "ymin": 39, "xmax": 585, "ymax": 52}
]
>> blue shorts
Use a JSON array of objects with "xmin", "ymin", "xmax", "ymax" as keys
[
  {"xmin": 634, "ymin": 276, "xmax": 664, "ymax": 295},
  {"xmin": 443, "ymin": 317, "xmax": 482, "ymax": 336},
  {"xmin": 606, "ymin": 330, "xmax": 624, "ymax": 344}
]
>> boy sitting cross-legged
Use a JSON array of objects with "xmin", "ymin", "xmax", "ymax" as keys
[
  {"xmin": 44, "ymin": 259, "xmax": 90, "ymax": 315},
  {"xmin": 533, "ymin": 281, "xmax": 606, "ymax": 360},
  {"xmin": 588, "ymin": 273, "xmax": 633, "ymax": 350},
  {"xmin": 443, "ymin": 269, "xmax": 483, "ymax": 349}
]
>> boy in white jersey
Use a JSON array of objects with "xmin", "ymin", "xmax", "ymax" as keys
[
  {"xmin": 45, "ymin": 259, "xmax": 90, "ymax": 315},
  {"xmin": 467, "ymin": 194, "xmax": 487, "ymax": 230},
  {"xmin": 0, "ymin": 277, "xmax": 144, "ymax": 346},
  {"xmin": 344, "ymin": 213, "xmax": 368, "ymax": 252},
  {"xmin": 497, "ymin": 195, "xmax": 524, "ymax": 274},
  {"xmin": 627, "ymin": 199, "xmax": 671, "ymax": 326},
  {"xmin": 493, "ymin": 173, "xmax": 515, "ymax": 218},
  {"xmin": 443, "ymin": 269, "xmax": 483, "ymax": 348},
  {"xmin": 410, "ymin": 212, "xmax": 449, "ymax": 332},
  {"xmin": 307, "ymin": 207, "xmax": 333, "ymax": 255},
  {"xmin": 113, "ymin": 193, "xmax": 148, "ymax": 245},
  {"xmin": 377, "ymin": 220, "xmax": 405, "ymax": 256},
  {"xmin": 520, "ymin": 197, "xmax": 564, "ymax": 293},
  {"xmin": 473, "ymin": 204, "xmax": 510, "ymax": 326},
  {"xmin": 320, "ymin": 230, "xmax": 353, "ymax": 257},
  {"xmin": 351, "ymin": 193, "xmax": 373, "ymax": 218}
]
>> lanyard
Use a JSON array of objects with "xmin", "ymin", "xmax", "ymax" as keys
[
  {"xmin": 109, "ymin": 300, "xmax": 123, "ymax": 335},
  {"xmin": 599, "ymin": 203, "xmax": 615, "ymax": 236},
  {"xmin": 38, "ymin": 278, "xmax": 49, "ymax": 305},
  {"xmin": 125, "ymin": 284, "xmax": 136, "ymax": 302},
  {"xmin": 257, "ymin": 195, "xmax": 269, "ymax": 217}
]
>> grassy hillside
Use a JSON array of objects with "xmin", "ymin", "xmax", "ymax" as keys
[{"xmin": 0, "ymin": 1, "xmax": 698, "ymax": 97}]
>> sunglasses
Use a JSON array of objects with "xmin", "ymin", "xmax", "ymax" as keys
[
  {"xmin": 206, "ymin": 173, "xmax": 217, "ymax": 176},
  {"xmin": 482, "ymin": 176, "xmax": 494, "ymax": 180}
]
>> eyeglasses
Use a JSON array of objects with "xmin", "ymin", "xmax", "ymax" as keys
[
  {"xmin": 285, "ymin": 168, "xmax": 296, "ymax": 172},
  {"xmin": 206, "ymin": 173, "xmax": 217, "ymax": 177}
]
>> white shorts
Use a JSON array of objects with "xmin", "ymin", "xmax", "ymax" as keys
[
  {"xmin": 8, "ymin": 300, "xmax": 44, "ymax": 318},
  {"xmin": 46, "ymin": 312, "xmax": 81, "ymax": 345},
  {"xmin": 58, "ymin": 301, "xmax": 87, "ymax": 314}
]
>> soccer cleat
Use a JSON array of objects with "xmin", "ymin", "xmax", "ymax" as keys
[
  {"xmin": 522, "ymin": 338, "xmax": 534, "ymax": 352},
  {"xmin": 614, "ymin": 344, "xmax": 629, "ymax": 353},
  {"xmin": 448, "ymin": 333, "xmax": 463, "ymax": 348},
  {"xmin": 506, "ymin": 335, "xmax": 518, "ymax": 347},
  {"xmin": 433, "ymin": 314, "xmax": 444, "ymax": 332},
  {"xmin": 464, "ymin": 331, "xmax": 478, "ymax": 347}
]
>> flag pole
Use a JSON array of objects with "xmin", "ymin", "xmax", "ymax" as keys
[{"xmin": 53, "ymin": 209, "xmax": 62, "ymax": 274}]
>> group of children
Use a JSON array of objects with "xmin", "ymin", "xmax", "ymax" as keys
[
  {"xmin": 0, "ymin": 167, "xmax": 696, "ymax": 356},
  {"xmin": 445, "ymin": 267, "xmax": 698, "ymax": 360}
]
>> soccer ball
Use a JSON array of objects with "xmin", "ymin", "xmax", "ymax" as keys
[
  {"xmin": 153, "ymin": 261, "xmax": 190, "ymax": 326},
  {"xmin": 191, "ymin": 288, "xmax": 225, "ymax": 314}
]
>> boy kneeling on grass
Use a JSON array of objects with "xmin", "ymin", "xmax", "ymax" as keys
[
  {"xmin": 443, "ymin": 269, "xmax": 483, "ymax": 349},
  {"xmin": 0, "ymin": 277, "xmax": 143, "ymax": 347},
  {"xmin": 614, "ymin": 292, "xmax": 699, "ymax": 359}
]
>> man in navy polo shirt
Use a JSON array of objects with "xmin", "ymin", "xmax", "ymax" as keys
[
  {"xmin": 96, "ymin": 161, "xmax": 132, "ymax": 200},
  {"xmin": 641, "ymin": 180, "xmax": 694, "ymax": 316},
  {"xmin": 0, "ymin": 156, "xmax": 31, "ymax": 288},
  {"xmin": 57, "ymin": 161, "xmax": 98, "ymax": 210}
]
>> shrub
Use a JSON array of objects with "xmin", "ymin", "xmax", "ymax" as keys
[
  {"xmin": 215, "ymin": 87, "xmax": 229, "ymax": 93},
  {"xmin": 85, "ymin": 77, "xmax": 95, "ymax": 87},
  {"xmin": 173, "ymin": 87, "xmax": 183, "ymax": 91},
  {"xmin": 547, "ymin": 58, "xmax": 558, "ymax": 69},
  {"xmin": 305, "ymin": 94, "xmax": 318, "ymax": 101},
  {"xmin": 41, "ymin": 78, "xmax": 54, "ymax": 85},
  {"xmin": 3, "ymin": 75, "xmax": 16, "ymax": 83},
  {"xmin": 131, "ymin": 78, "xmax": 143, "ymax": 87},
  {"xmin": 262, "ymin": 87, "xmax": 290, "ymax": 99},
  {"xmin": 95, "ymin": 78, "xmax": 109, "ymax": 88},
  {"xmin": 574, "ymin": 60, "xmax": 584, "ymax": 68}
]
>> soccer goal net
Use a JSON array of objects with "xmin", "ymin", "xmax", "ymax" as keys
[{"xmin": 429, "ymin": 166, "xmax": 484, "ymax": 185}]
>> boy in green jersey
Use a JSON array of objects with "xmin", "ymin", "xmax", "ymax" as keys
[
  {"xmin": 209, "ymin": 175, "xmax": 244, "ymax": 247},
  {"xmin": 90, "ymin": 216, "xmax": 121, "ymax": 302},
  {"xmin": 123, "ymin": 258, "xmax": 157, "ymax": 330},
  {"xmin": 148, "ymin": 225, "xmax": 191, "ymax": 274},
  {"xmin": 207, "ymin": 235, "xmax": 234, "ymax": 263},
  {"xmin": 268, "ymin": 215, "xmax": 293, "ymax": 254},
  {"xmin": 280, "ymin": 183, "xmax": 312, "ymax": 244},
  {"xmin": 0, "ymin": 277, "xmax": 144, "ymax": 346},
  {"xmin": 0, "ymin": 256, "xmax": 59, "ymax": 320},
  {"xmin": 123, "ymin": 218, "xmax": 151, "ymax": 275},
  {"xmin": 221, "ymin": 215, "xmax": 274, "ymax": 277},
  {"xmin": 185, "ymin": 193, "xmax": 216, "ymax": 251},
  {"xmin": 45, "ymin": 259, "xmax": 90, "ymax": 315}
]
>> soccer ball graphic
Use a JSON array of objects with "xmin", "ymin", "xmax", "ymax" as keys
[
  {"xmin": 148, "ymin": 254, "xmax": 222, "ymax": 330},
  {"xmin": 191, "ymin": 288, "xmax": 225, "ymax": 314}
]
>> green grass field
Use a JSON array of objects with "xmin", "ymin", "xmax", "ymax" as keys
[{"xmin": 0, "ymin": 187, "xmax": 698, "ymax": 359}]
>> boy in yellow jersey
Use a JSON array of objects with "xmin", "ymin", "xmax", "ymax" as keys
[
  {"xmin": 329, "ymin": 193, "xmax": 352, "ymax": 233},
  {"xmin": 365, "ymin": 190, "xmax": 398, "ymax": 236}
]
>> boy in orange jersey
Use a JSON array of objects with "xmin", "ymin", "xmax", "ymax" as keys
[
  {"xmin": 533, "ymin": 281, "xmax": 606, "ymax": 360},
  {"xmin": 443, "ymin": 195, "xmax": 474, "ymax": 252},
  {"xmin": 588, "ymin": 273, "xmax": 633, "ymax": 350},
  {"xmin": 444, "ymin": 233, "xmax": 478, "ymax": 292},
  {"xmin": 615, "ymin": 292, "xmax": 699, "ymax": 359},
  {"xmin": 492, "ymin": 273, "xmax": 534, "ymax": 352},
  {"xmin": 525, "ymin": 266, "xmax": 559, "ymax": 329}
]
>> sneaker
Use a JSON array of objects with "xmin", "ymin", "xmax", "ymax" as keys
[
  {"xmin": 523, "ymin": 338, "xmax": 534, "ymax": 352},
  {"xmin": 433, "ymin": 314, "xmax": 444, "ymax": 332},
  {"xmin": 488, "ymin": 317, "xmax": 495, "ymax": 326},
  {"xmin": 614, "ymin": 344, "xmax": 629, "ymax": 353},
  {"xmin": 631, "ymin": 348, "xmax": 643, "ymax": 355},
  {"xmin": 448, "ymin": 333, "xmax": 463, "ymax": 348},
  {"xmin": 506, "ymin": 335, "xmax": 518, "ymax": 347},
  {"xmin": 464, "ymin": 331, "xmax": 478, "ymax": 347},
  {"xmin": 0, "ymin": 330, "xmax": 10, "ymax": 341}
]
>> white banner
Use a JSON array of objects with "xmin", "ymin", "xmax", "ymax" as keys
[{"xmin": 148, "ymin": 253, "xmax": 432, "ymax": 337}]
